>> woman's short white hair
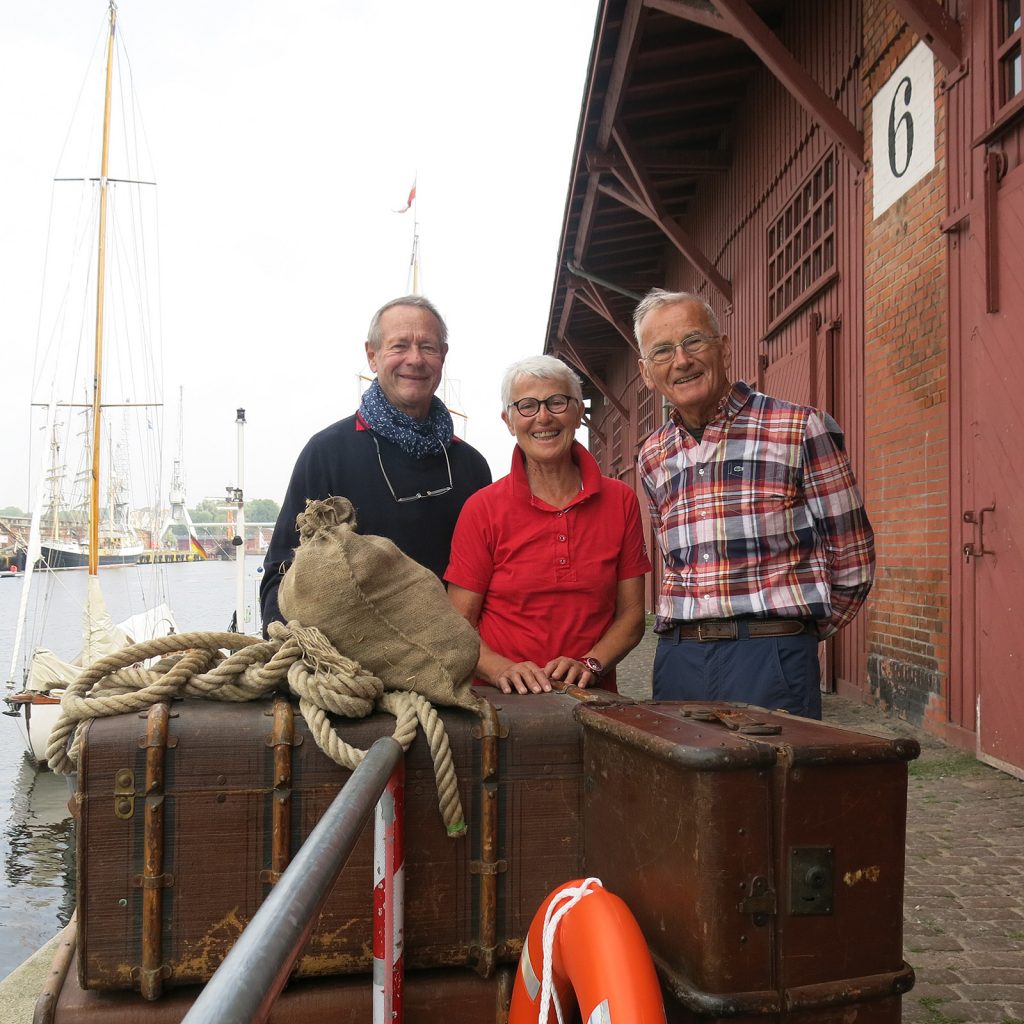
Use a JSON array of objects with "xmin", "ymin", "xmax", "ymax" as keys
[{"xmin": 501, "ymin": 355, "xmax": 583, "ymax": 410}]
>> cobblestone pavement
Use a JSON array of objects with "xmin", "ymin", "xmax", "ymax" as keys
[{"xmin": 615, "ymin": 631, "xmax": 1024, "ymax": 1024}]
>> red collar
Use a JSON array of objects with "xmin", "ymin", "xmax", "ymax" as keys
[{"xmin": 509, "ymin": 441, "xmax": 603, "ymax": 509}]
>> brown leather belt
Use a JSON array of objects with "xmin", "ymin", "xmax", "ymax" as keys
[{"xmin": 670, "ymin": 618, "xmax": 813, "ymax": 642}]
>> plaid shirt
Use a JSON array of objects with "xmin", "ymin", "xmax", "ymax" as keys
[{"xmin": 638, "ymin": 382, "xmax": 874, "ymax": 638}]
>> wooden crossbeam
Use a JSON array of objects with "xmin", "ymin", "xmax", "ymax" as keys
[
  {"xmin": 708, "ymin": 0, "xmax": 865, "ymax": 170},
  {"xmin": 887, "ymin": 0, "xmax": 963, "ymax": 70}
]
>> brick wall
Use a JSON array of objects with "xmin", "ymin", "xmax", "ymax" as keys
[{"xmin": 862, "ymin": 0, "xmax": 950, "ymax": 722}]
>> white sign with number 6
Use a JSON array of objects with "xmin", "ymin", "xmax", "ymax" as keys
[{"xmin": 871, "ymin": 41, "xmax": 936, "ymax": 219}]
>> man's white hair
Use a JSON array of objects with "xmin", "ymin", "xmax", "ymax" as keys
[{"xmin": 633, "ymin": 288, "xmax": 721, "ymax": 348}]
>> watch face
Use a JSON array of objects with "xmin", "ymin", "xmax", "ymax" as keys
[{"xmin": 583, "ymin": 657, "xmax": 604, "ymax": 676}]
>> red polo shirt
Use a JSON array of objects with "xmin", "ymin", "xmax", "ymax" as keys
[{"xmin": 445, "ymin": 442, "xmax": 651, "ymax": 691}]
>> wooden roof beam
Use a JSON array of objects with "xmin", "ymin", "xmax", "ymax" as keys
[
  {"xmin": 597, "ymin": 179, "xmax": 650, "ymax": 218},
  {"xmin": 557, "ymin": 284, "xmax": 579, "ymax": 343},
  {"xmin": 647, "ymin": 0, "xmax": 865, "ymax": 171},
  {"xmin": 582, "ymin": 410, "xmax": 608, "ymax": 446},
  {"xmin": 607, "ymin": 124, "xmax": 733, "ymax": 304},
  {"xmin": 886, "ymin": 0, "xmax": 963, "ymax": 71},
  {"xmin": 570, "ymin": 277, "xmax": 642, "ymax": 354},
  {"xmin": 557, "ymin": 339, "xmax": 626, "ymax": 419},
  {"xmin": 558, "ymin": 336, "xmax": 631, "ymax": 421},
  {"xmin": 573, "ymin": 0, "xmax": 646, "ymax": 265},
  {"xmin": 588, "ymin": 148, "xmax": 731, "ymax": 173},
  {"xmin": 643, "ymin": 0, "xmax": 738, "ymax": 37}
]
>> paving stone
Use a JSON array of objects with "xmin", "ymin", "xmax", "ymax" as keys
[
  {"xmin": 959, "ymin": 968, "xmax": 1024, "ymax": 985},
  {"xmin": 964, "ymin": 952, "xmax": 1024, "ymax": 968},
  {"xmin": 955, "ymin": 984, "xmax": 1024, "ymax": 1002}
]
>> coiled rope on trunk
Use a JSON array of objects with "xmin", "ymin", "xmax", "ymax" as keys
[{"xmin": 46, "ymin": 620, "xmax": 467, "ymax": 836}]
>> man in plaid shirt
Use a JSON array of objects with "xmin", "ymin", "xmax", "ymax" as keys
[{"xmin": 635, "ymin": 288, "xmax": 874, "ymax": 718}]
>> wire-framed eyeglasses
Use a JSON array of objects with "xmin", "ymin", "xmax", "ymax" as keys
[
  {"xmin": 372, "ymin": 434, "xmax": 453, "ymax": 503},
  {"xmin": 643, "ymin": 333, "xmax": 720, "ymax": 365},
  {"xmin": 506, "ymin": 394, "xmax": 579, "ymax": 417}
]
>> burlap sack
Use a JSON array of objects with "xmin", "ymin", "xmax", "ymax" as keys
[{"xmin": 278, "ymin": 496, "xmax": 479, "ymax": 708}]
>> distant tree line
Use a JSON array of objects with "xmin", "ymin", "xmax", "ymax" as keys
[{"xmin": 188, "ymin": 498, "xmax": 281, "ymax": 524}]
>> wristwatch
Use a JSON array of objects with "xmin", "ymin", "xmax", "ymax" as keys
[{"xmin": 580, "ymin": 656, "xmax": 604, "ymax": 677}]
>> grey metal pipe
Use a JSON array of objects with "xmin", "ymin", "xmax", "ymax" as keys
[{"xmin": 182, "ymin": 736, "xmax": 405, "ymax": 1024}]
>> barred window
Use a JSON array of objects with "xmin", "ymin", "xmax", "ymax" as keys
[
  {"xmin": 611, "ymin": 415, "xmax": 623, "ymax": 467},
  {"xmin": 767, "ymin": 152, "xmax": 836, "ymax": 328},
  {"xmin": 638, "ymin": 383, "xmax": 655, "ymax": 441},
  {"xmin": 591, "ymin": 429, "xmax": 605, "ymax": 469},
  {"xmin": 997, "ymin": 0, "xmax": 1023, "ymax": 113}
]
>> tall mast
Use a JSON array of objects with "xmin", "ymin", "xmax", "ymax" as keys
[
  {"xmin": 88, "ymin": 1, "xmax": 117, "ymax": 576},
  {"xmin": 406, "ymin": 180, "xmax": 420, "ymax": 294},
  {"xmin": 408, "ymin": 220, "xmax": 420, "ymax": 295}
]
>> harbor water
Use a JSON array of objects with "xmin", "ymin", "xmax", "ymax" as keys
[{"xmin": 0, "ymin": 556, "xmax": 264, "ymax": 981}]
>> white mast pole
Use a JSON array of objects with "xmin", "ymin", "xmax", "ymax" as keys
[{"xmin": 233, "ymin": 408, "xmax": 246, "ymax": 631}]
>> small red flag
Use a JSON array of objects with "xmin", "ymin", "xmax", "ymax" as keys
[{"xmin": 394, "ymin": 181, "xmax": 416, "ymax": 213}]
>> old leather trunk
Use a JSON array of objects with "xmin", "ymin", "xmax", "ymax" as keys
[
  {"xmin": 576, "ymin": 701, "xmax": 919, "ymax": 1024},
  {"xmin": 75, "ymin": 691, "xmax": 587, "ymax": 994}
]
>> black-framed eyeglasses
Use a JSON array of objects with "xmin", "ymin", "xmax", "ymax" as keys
[
  {"xmin": 372, "ymin": 434, "xmax": 453, "ymax": 503},
  {"xmin": 506, "ymin": 394, "xmax": 579, "ymax": 417},
  {"xmin": 643, "ymin": 333, "xmax": 720, "ymax": 365}
]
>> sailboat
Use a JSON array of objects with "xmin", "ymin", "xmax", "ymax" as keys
[
  {"xmin": 3, "ymin": 2, "xmax": 177, "ymax": 764},
  {"xmin": 37, "ymin": 423, "xmax": 146, "ymax": 569}
]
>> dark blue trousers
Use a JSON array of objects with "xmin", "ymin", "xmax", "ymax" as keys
[{"xmin": 652, "ymin": 632, "xmax": 822, "ymax": 719}]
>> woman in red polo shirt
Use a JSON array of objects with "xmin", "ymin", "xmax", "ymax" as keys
[{"xmin": 445, "ymin": 355, "xmax": 651, "ymax": 694}]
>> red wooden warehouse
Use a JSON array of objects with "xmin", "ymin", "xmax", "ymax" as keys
[{"xmin": 544, "ymin": 0, "xmax": 1024, "ymax": 777}]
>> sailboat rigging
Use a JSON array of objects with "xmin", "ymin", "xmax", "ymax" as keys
[{"xmin": 3, "ymin": 1, "xmax": 177, "ymax": 763}]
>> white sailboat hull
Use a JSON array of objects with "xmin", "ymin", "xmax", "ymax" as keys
[{"xmin": 23, "ymin": 697, "xmax": 62, "ymax": 765}]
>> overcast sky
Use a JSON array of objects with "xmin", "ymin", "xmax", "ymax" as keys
[{"xmin": 0, "ymin": 1, "xmax": 597, "ymax": 513}]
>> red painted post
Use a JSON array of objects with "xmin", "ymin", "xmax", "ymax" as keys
[{"xmin": 373, "ymin": 758, "xmax": 405, "ymax": 1023}]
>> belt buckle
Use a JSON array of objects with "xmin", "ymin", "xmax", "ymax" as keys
[{"xmin": 696, "ymin": 620, "xmax": 734, "ymax": 641}]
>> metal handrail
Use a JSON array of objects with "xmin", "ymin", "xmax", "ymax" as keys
[{"xmin": 182, "ymin": 736, "xmax": 405, "ymax": 1024}]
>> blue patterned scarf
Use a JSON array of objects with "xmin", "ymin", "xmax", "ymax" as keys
[{"xmin": 358, "ymin": 379, "xmax": 453, "ymax": 458}]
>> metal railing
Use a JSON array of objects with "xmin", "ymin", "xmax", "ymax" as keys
[{"xmin": 182, "ymin": 736, "xmax": 405, "ymax": 1024}]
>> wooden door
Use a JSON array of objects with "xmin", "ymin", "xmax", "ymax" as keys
[
  {"xmin": 759, "ymin": 312, "xmax": 836, "ymax": 692},
  {"xmin": 959, "ymin": 159, "xmax": 1024, "ymax": 778}
]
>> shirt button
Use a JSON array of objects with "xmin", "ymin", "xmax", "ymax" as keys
[
  {"xmin": 700, "ymin": 512, "xmax": 706, "ymax": 518},
  {"xmin": 698, "ymin": 469, "xmax": 705, "ymax": 476},
  {"xmin": 556, "ymin": 511, "xmax": 564, "ymax": 518},
  {"xmin": 558, "ymin": 534, "xmax": 567, "ymax": 542},
  {"xmin": 559, "ymin": 558, "xmax": 567, "ymax": 565}
]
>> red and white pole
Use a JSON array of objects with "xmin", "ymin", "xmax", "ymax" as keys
[{"xmin": 373, "ymin": 758, "xmax": 405, "ymax": 1023}]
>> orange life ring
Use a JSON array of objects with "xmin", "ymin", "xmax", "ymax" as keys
[{"xmin": 508, "ymin": 877, "xmax": 666, "ymax": 1024}]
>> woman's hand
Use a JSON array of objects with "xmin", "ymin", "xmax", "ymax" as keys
[
  {"xmin": 493, "ymin": 661, "xmax": 554, "ymax": 695},
  {"xmin": 544, "ymin": 657, "xmax": 596, "ymax": 689}
]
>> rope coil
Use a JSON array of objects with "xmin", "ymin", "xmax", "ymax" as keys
[{"xmin": 46, "ymin": 620, "xmax": 467, "ymax": 836}]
